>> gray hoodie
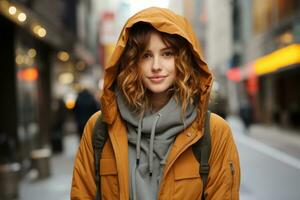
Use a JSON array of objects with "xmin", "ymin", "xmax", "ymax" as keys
[{"xmin": 116, "ymin": 91, "xmax": 197, "ymax": 200}]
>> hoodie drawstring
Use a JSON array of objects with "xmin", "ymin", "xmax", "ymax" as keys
[
  {"xmin": 149, "ymin": 113, "xmax": 161, "ymax": 176},
  {"xmin": 133, "ymin": 113, "xmax": 161, "ymax": 200},
  {"xmin": 133, "ymin": 115, "xmax": 143, "ymax": 200},
  {"xmin": 136, "ymin": 115, "xmax": 143, "ymax": 166}
]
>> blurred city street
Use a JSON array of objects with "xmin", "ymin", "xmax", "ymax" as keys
[
  {"xmin": 15, "ymin": 117, "xmax": 300, "ymax": 200},
  {"xmin": 19, "ymin": 133, "xmax": 78, "ymax": 200},
  {"xmin": 1, "ymin": 0, "xmax": 300, "ymax": 199}
]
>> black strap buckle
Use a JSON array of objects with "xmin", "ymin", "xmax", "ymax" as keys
[{"xmin": 200, "ymin": 164, "xmax": 210, "ymax": 174}]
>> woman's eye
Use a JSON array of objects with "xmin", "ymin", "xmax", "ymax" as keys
[
  {"xmin": 142, "ymin": 53, "xmax": 152, "ymax": 59},
  {"xmin": 162, "ymin": 51, "xmax": 174, "ymax": 57}
]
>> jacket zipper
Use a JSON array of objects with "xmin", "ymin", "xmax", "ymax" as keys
[{"xmin": 229, "ymin": 161, "xmax": 235, "ymax": 200}]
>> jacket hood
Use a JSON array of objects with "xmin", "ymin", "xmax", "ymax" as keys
[{"xmin": 101, "ymin": 7, "xmax": 213, "ymax": 127}]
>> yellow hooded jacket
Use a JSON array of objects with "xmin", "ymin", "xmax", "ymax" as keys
[{"xmin": 71, "ymin": 7, "xmax": 240, "ymax": 200}]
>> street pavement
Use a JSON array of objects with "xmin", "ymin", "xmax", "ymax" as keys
[
  {"xmin": 227, "ymin": 116, "xmax": 300, "ymax": 200},
  {"xmin": 19, "ymin": 134, "xmax": 78, "ymax": 200},
  {"xmin": 18, "ymin": 116, "xmax": 300, "ymax": 200}
]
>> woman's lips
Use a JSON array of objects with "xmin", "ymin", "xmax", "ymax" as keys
[{"xmin": 148, "ymin": 75, "xmax": 167, "ymax": 83}]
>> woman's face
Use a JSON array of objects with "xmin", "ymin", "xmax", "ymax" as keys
[{"xmin": 139, "ymin": 32, "xmax": 176, "ymax": 96}]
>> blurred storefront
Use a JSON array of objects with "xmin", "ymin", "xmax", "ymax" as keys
[
  {"xmin": 228, "ymin": 0, "xmax": 300, "ymax": 129},
  {"xmin": 0, "ymin": 0, "xmax": 77, "ymax": 177}
]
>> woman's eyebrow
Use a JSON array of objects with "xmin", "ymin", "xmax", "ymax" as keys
[
  {"xmin": 161, "ymin": 47, "xmax": 174, "ymax": 51},
  {"xmin": 143, "ymin": 47, "xmax": 174, "ymax": 52}
]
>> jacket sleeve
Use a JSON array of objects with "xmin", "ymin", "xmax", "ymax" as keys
[
  {"xmin": 70, "ymin": 112, "xmax": 101, "ymax": 200},
  {"xmin": 205, "ymin": 113, "xmax": 241, "ymax": 200}
]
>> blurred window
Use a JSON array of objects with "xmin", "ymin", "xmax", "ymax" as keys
[
  {"xmin": 277, "ymin": 0, "xmax": 300, "ymax": 21},
  {"xmin": 252, "ymin": 0, "xmax": 274, "ymax": 34},
  {"xmin": 253, "ymin": 0, "xmax": 300, "ymax": 34}
]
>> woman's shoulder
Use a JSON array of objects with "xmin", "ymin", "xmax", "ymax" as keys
[
  {"xmin": 209, "ymin": 112, "xmax": 233, "ymax": 141},
  {"xmin": 82, "ymin": 111, "xmax": 102, "ymax": 138},
  {"xmin": 88, "ymin": 110, "xmax": 102, "ymax": 123},
  {"xmin": 210, "ymin": 112, "xmax": 230, "ymax": 129}
]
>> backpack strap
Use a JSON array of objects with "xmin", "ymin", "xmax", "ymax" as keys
[
  {"xmin": 192, "ymin": 111, "xmax": 211, "ymax": 200},
  {"xmin": 92, "ymin": 114, "xmax": 109, "ymax": 200}
]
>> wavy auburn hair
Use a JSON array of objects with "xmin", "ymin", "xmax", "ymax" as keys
[{"xmin": 117, "ymin": 22, "xmax": 201, "ymax": 114}]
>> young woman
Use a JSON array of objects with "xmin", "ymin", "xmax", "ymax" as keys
[{"xmin": 71, "ymin": 7, "xmax": 240, "ymax": 200}]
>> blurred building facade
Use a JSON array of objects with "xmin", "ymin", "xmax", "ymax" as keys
[
  {"xmin": 182, "ymin": 0, "xmax": 300, "ymax": 129},
  {"xmin": 229, "ymin": 0, "xmax": 300, "ymax": 129},
  {"xmin": 0, "ymin": 0, "xmax": 77, "ymax": 172},
  {"xmin": 182, "ymin": 0, "xmax": 233, "ymax": 118}
]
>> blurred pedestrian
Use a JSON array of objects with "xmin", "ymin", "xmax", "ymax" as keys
[
  {"xmin": 73, "ymin": 88, "xmax": 100, "ymax": 138},
  {"xmin": 0, "ymin": 133, "xmax": 16, "ymax": 163},
  {"xmin": 71, "ymin": 7, "xmax": 240, "ymax": 200},
  {"xmin": 239, "ymin": 100, "xmax": 253, "ymax": 132},
  {"xmin": 51, "ymin": 97, "xmax": 67, "ymax": 153}
]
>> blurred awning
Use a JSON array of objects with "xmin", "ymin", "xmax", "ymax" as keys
[
  {"xmin": 254, "ymin": 44, "xmax": 300, "ymax": 75},
  {"xmin": 227, "ymin": 44, "xmax": 300, "ymax": 82}
]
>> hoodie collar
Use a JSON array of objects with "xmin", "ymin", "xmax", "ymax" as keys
[{"xmin": 116, "ymin": 90, "xmax": 197, "ymax": 176}]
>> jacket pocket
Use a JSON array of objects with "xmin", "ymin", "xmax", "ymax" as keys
[
  {"xmin": 100, "ymin": 159, "xmax": 119, "ymax": 200},
  {"xmin": 174, "ymin": 162, "xmax": 200, "ymax": 180},
  {"xmin": 173, "ymin": 162, "xmax": 202, "ymax": 199}
]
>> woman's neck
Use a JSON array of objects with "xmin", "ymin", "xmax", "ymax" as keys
[{"xmin": 150, "ymin": 92, "xmax": 171, "ymax": 112}]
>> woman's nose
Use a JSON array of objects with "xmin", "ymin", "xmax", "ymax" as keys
[{"xmin": 151, "ymin": 56, "xmax": 162, "ymax": 71}]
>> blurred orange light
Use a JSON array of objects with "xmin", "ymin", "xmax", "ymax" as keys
[
  {"xmin": 279, "ymin": 32, "xmax": 293, "ymax": 45},
  {"xmin": 33, "ymin": 25, "xmax": 41, "ymax": 33},
  {"xmin": 227, "ymin": 68, "xmax": 242, "ymax": 82},
  {"xmin": 247, "ymin": 74, "xmax": 258, "ymax": 95},
  {"xmin": 18, "ymin": 68, "xmax": 38, "ymax": 81},
  {"xmin": 65, "ymin": 99, "xmax": 75, "ymax": 110},
  {"xmin": 57, "ymin": 51, "xmax": 70, "ymax": 62},
  {"xmin": 37, "ymin": 27, "xmax": 46, "ymax": 37},
  {"xmin": 15, "ymin": 55, "xmax": 24, "ymax": 65},
  {"xmin": 28, "ymin": 48, "xmax": 37, "ymax": 58},
  {"xmin": 32, "ymin": 25, "xmax": 47, "ymax": 37}
]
